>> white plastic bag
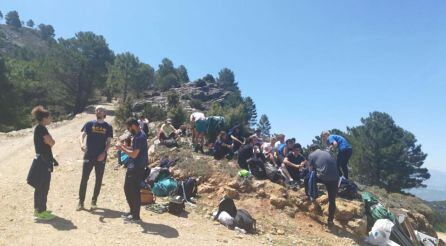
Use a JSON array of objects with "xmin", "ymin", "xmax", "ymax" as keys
[{"xmin": 365, "ymin": 219, "xmax": 398, "ymax": 246}]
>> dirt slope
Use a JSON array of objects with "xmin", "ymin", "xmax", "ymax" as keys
[{"xmin": 0, "ymin": 104, "xmax": 360, "ymax": 246}]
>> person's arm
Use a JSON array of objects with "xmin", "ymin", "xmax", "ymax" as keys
[
  {"xmin": 231, "ymin": 135, "xmax": 243, "ymax": 144},
  {"xmin": 97, "ymin": 137, "xmax": 111, "ymax": 161},
  {"xmin": 283, "ymin": 157, "xmax": 302, "ymax": 169},
  {"xmin": 43, "ymin": 134, "xmax": 55, "ymax": 147},
  {"xmin": 119, "ymin": 144, "xmax": 140, "ymax": 159},
  {"xmin": 80, "ymin": 131, "xmax": 87, "ymax": 152}
]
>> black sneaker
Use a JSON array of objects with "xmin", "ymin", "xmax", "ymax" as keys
[{"xmin": 76, "ymin": 203, "xmax": 84, "ymax": 211}]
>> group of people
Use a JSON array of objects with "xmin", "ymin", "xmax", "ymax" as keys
[
  {"xmin": 29, "ymin": 105, "xmax": 353, "ymax": 228},
  {"xmin": 189, "ymin": 110, "xmax": 354, "ymax": 227},
  {"xmin": 30, "ymin": 105, "xmax": 148, "ymax": 222}
]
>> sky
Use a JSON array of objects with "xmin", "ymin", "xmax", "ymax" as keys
[{"xmin": 3, "ymin": 0, "xmax": 446, "ymax": 172}]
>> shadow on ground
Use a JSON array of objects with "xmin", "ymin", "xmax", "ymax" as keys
[
  {"xmin": 137, "ymin": 221, "xmax": 180, "ymax": 238},
  {"xmin": 89, "ymin": 207, "xmax": 125, "ymax": 223},
  {"xmin": 36, "ymin": 216, "xmax": 78, "ymax": 231}
]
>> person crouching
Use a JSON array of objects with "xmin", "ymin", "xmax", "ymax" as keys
[{"xmin": 117, "ymin": 118, "xmax": 148, "ymax": 222}]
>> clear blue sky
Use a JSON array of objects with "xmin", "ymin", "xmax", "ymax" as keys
[{"xmin": 3, "ymin": 0, "xmax": 446, "ymax": 171}]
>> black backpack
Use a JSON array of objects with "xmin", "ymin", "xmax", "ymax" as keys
[
  {"xmin": 338, "ymin": 177, "xmax": 358, "ymax": 200},
  {"xmin": 168, "ymin": 196, "xmax": 185, "ymax": 215},
  {"xmin": 163, "ymin": 139, "xmax": 178, "ymax": 148},
  {"xmin": 265, "ymin": 163, "xmax": 284, "ymax": 183},
  {"xmin": 247, "ymin": 158, "xmax": 267, "ymax": 180},
  {"xmin": 216, "ymin": 196, "xmax": 237, "ymax": 218},
  {"xmin": 234, "ymin": 209, "xmax": 256, "ymax": 234},
  {"xmin": 176, "ymin": 177, "xmax": 198, "ymax": 201}
]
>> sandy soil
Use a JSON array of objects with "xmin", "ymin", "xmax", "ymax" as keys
[{"xmin": 0, "ymin": 104, "xmax": 361, "ymax": 246}]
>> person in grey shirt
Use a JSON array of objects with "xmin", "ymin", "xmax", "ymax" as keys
[{"xmin": 307, "ymin": 145, "xmax": 340, "ymax": 227}]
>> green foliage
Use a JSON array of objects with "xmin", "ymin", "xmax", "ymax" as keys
[
  {"xmin": 348, "ymin": 112, "xmax": 429, "ymax": 192},
  {"xmin": 38, "ymin": 24, "xmax": 55, "ymax": 40},
  {"xmin": 167, "ymin": 106, "xmax": 187, "ymax": 129},
  {"xmin": 257, "ymin": 114, "xmax": 271, "ymax": 138},
  {"xmin": 202, "ymin": 74, "xmax": 216, "ymax": 84},
  {"xmin": 0, "ymin": 56, "xmax": 22, "ymax": 131},
  {"xmin": 243, "ymin": 97, "xmax": 257, "ymax": 129},
  {"xmin": 166, "ymin": 91, "xmax": 180, "ymax": 108},
  {"xmin": 176, "ymin": 65, "xmax": 189, "ymax": 83},
  {"xmin": 189, "ymin": 99, "xmax": 205, "ymax": 111},
  {"xmin": 142, "ymin": 104, "xmax": 167, "ymax": 122},
  {"xmin": 26, "ymin": 19, "xmax": 34, "ymax": 28},
  {"xmin": 5, "ymin": 11, "xmax": 21, "ymax": 28},
  {"xmin": 155, "ymin": 58, "xmax": 180, "ymax": 91},
  {"xmin": 194, "ymin": 78, "xmax": 206, "ymax": 87},
  {"xmin": 207, "ymin": 102, "xmax": 248, "ymax": 133},
  {"xmin": 429, "ymin": 201, "xmax": 446, "ymax": 232},
  {"xmin": 0, "ymin": 11, "xmax": 3, "ymax": 20},
  {"xmin": 114, "ymin": 100, "xmax": 133, "ymax": 125},
  {"xmin": 217, "ymin": 68, "xmax": 235, "ymax": 88}
]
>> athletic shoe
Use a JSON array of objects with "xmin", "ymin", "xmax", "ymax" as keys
[
  {"xmin": 90, "ymin": 201, "xmax": 98, "ymax": 210},
  {"xmin": 76, "ymin": 203, "xmax": 84, "ymax": 211},
  {"xmin": 121, "ymin": 212, "xmax": 132, "ymax": 218},
  {"xmin": 35, "ymin": 211, "xmax": 55, "ymax": 221}
]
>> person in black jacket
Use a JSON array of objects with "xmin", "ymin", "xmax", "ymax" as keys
[
  {"xmin": 237, "ymin": 136, "xmax": 256, "ymax": 170},
  {"xmin": 30, "ymin": 106, "xmax": 56, "ymax": 220}
]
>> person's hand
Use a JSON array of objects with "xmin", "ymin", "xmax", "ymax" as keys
[{"xmin": 97, "ymin": 152, "xmax": 106, "ymax": 162}]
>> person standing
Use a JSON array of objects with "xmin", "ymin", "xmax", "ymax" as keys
[
  {"xmin": 190, "ymin": 112, "xmax": 206, "ymax": 153},
  {"xmin": 321, "ymin": 131, "xmax": 353, "ymax": 179},
  {"xmin": 28, "ymin": 106, "xmax": 56, "ymax": 220},
  {"xmin": 307, "ymin": 145, "xmax": 340, "ymax": 228},
  {"xmin": 77, "ymin": 106, "xmax": 113, "ymax": 211},
  {"xmin": 138, "ymin": 114, "xmax": 149, "ymax": 136},
  {"xmin": 117, "ymin": 118, "xmax": 148, "ymax": 222}
]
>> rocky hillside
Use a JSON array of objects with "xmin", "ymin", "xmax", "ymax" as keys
[{"xmin": 0, "ymin": 24, "xmax": 51, "ymax": 58}]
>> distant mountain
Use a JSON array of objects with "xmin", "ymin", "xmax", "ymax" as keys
[{"xmin": 408, "ymin": 169, "xmax": 446, "ymax": 202}]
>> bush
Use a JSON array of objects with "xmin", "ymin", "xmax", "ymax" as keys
[
  {"xmin": 189, "ymin": 99, "xmax": 205, "ymax": 111},
  {"xmin": 115, "ymin": 100, "xmax": 133, "ymax": 125},
  {"xmin": 167, "ymin": 91, "xmax": 180, "ymax": 108},
  {"xmin": 194, "ymin": 79, "xmax": 206, "ymax": 87},
  {"xmin": 143, "ymin": 104, "xmax": 167, "ymax": 122},
  {"xmin": 181, "ymin": 94, "xmax": 191, "ymax": 100},
  {"xmin": 168, "ymin": 106, "xmax": 187, "ymax": 129}
]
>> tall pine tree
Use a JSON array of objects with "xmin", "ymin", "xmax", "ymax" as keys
[
  {"xmin": 257, "ymin": 114, "xmax": 272, "ymax": 138},
  {"xmin": 244, "ymin": 97, "xmax": 257, "ymax": 129}
]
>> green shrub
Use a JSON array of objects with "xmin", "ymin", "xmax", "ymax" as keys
[
  {"xmin": 167, "ymin": 91, "xmax": 180, "ymax": 108},
  {"xmin": 143, "ymin": 104, "xmax": 167, "ymax": 122},
  {"xmin": 115, "ymin": 100, "xmax": 133, "ymax": 125},
  {"xmin": 168, "ymin": 106, "xmax": 187, "ymax": 129},
  {"xmin": 189, "ymin": 99, "xmax": 205, "ymax": 110}
]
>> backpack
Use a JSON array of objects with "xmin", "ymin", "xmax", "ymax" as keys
[
  {"xmin": 163, "ymin": 139, "xmax": 178, "ymax": 148},
  {"xmin": 247, "ymin": 158, "xmax": 267, "ymax": 180},
  {"xmin": 152, "ymin": 172, "xmax": 178, "ymax": 197},
  {"xmin": 234, "ymin": 209, "xmax": 256, "ymax": 234},
  {"xmin": 362, "ymin": 192, "xmax": 397, "ymax": 227},
  {"xmin": 216, "ymin": 196, "xmax": 237, "ymax": 219},
  {"xmin": 168, "ymin": 196, "xmax": 185, "ymax": 215},
  {"xmin": 176, "ymin": 177, "xmax": 198, "ymax": 201},
  {"xmin": 265, "ymin": 163, "xmax": 283, "ymax": 183},
  {"xmin": 338, "ymin": 177, "xmax": 359, "ymax": 200}
]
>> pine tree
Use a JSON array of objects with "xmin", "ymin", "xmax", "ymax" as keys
[
  {"xmin": 257, "ymin": 114, "xmax": 272, "ymax": 138},
  {"xmin": 244, "ymin": 97, "xmax": 257, "ymax": 129}
]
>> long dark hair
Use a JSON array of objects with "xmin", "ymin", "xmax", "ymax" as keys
[{"xmin": 31, "ymin": 106, "xmax": 50, "ymax": 122}]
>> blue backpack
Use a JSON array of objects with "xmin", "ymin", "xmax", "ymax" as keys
[{"xmin": 152, "ymin": 172, "xmax": 178, "ymax": 197}]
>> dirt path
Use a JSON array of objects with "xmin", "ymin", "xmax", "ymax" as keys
[{"xmin": 0, "ymin": 104, "xmax": 360, "ymax": 246}]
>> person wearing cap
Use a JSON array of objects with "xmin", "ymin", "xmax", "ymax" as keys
[
  {"xmin": 190, "ymin": 112, "xmax": 206, "ymax": 153},
  {"xmin": 77, "ymin": 106, "xmax": 113, "ymax": 211},
  {"xmin": 158, "ymin": 118, "xmax": 179, "ymax": 142},
  {"xmin": 321, "ymin": 131, "xmax": 353, "ymax": 179}
]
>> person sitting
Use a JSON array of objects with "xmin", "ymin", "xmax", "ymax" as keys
[
  {"xmin": 250, "ymin": 129, "xmax": 264, "ymax": 147},
  {"xmin": 158, "ymin": 118, "xmax": 179, "ymax": 144},
  {"xmin": 262, "ymin": 138, "xmax": 278, "ymax": 166},
  {"xmin": 247, "ymin": 146, "xmax": 267, "ymax": 179},
  {"xmin": 276, "ymin": 139, "xmax": 294, "ymax": 164},
  {"xmin": 306, "ymin": 144, "xmax": 340, "ymax": 228},
  {"xmin": 237, "ymin": 136, "xmax": 256, "ymax": 170},
  {"xmin": 282, "ymin": 143, "xmax": 307, "ymax": 184},
  {"xmin": 229, "ymin": 125, "xmax": 245, "ymax": 155},
  {"xmin": 213, "ymin": 131, "xmax": 233, "ymax": 160}
]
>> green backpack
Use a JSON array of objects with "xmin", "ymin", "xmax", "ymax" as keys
[
  {"xmin": 361, "ymin": 192, "xmax": 396, "ymax": 227},
  {"xmin": 152, "ymin": 172, "xmax": 178, "ymax": 197}
]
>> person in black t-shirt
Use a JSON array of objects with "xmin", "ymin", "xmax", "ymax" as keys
[
  {"xmin": 117, "ymin": 118, "xmax": 149, "ymax": 222},
  {"xmin": 77, "ymin": 106, "xmax": 113, "ymax": 211},
  {"xmin": 283, "ymin": 143, "xmax": 306, "ymax": 183},
  {"xmin": 30, "ymin": 106, "xmax": 56, "ymax": 220},
  {"xmin": 237, "ymin": 136, "xmax": 256, "ymax": 170},
  {"xmin": 213, "ymin": 131, "xmax": 232, "ymax": 160}
]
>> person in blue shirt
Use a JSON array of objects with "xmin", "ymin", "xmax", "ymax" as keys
[
  {"xmin": 78, "ymin": 106, "xmax": 113, "ymax": 211},
  {"xmin": 321, "ymin": 131, "xmax": 353, "ymax": 179},
  {"xmin": 117, "ymin": 118, "xmax": 148, "ymax": 222}
]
